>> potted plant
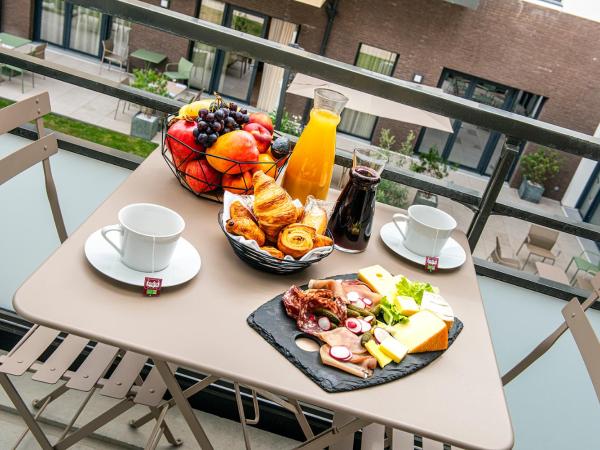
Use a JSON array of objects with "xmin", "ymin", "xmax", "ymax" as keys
[
  {"xmin": 375, "ymin": 129, "xmax": 413, "ymax": 209},
  {"xmin": 410, "ymin": 145, "xmax": 454, "ymax": 207},
  {"xmin": 517, "ymin": 146, "xmax": 561, "ymax": 203},
  {"xmin": 130, "ymin": 69, "xmax": 169, "ymax": 140}
]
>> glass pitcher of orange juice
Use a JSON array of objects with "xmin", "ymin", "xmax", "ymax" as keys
[{"xmin": 282, "ymin": 88, "xmax": 348, "ymax": 203}]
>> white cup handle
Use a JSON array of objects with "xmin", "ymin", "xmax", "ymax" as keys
[
  {"xmin": 392, "ymin": 213, "xmax": 409, "ymax": 239},
  {"xmin": 101, "ymin": 224, "xmax": 123, "ymax": 256}
]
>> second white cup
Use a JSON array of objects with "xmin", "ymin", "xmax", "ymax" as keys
[
  {"xmin": 393, "ymin": 205, "xmax": 456, "ymax": 257},
  {"xmin": 101, "ymin": 203, "xmax": 185, "ymax": 272}
]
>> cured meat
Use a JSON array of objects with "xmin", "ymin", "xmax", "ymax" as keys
[
  {"xmin": 308, "ymin": 279, "xmax": 346, "ymax": 300},
  {"xmin": 320, "ymin": 345, "xmax": 373, "ymax": 379},
  {"xmin": 316, "ymin": 327, "xmax": 366, "ymax": 354},
  {"xmin": 348, "ymin": 353, "xmax": 378, "ymax": 370},
  {"xmin": 342, "ymin": 280, "xmax": 382, "ymax": 306},
  {"xmin": 282, "ymin": 286, "xmax": 347, "ymax": 336}
]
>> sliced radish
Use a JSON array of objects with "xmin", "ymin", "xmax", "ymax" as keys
[
  {"xmin": 329, "ymin": 345, "xmax": 352, "ymax": 361},
  {"xmin": 318, "ymin": 316, "xmax": 331, "ymax": 331},
  {"xmin": 363, "ymin": 315, "xmax": 374, "ymax": 323},
  {"xmin": 373, "ymin": 327, "xmax": 391, "ymax": 344},
  {"xmin": 346, "ymin": 291, "xmax": 360, "ymax": 302},
  {"xmin": 351, "ymin": 299, "xmax": 366, "ymax": 309},
  {"xmin": 358, "ymin": 319, "xmax": 372, "ymax": 333},
  {"xmin": 362, "ymin": 297, "xmax": 373, "ymax": 307},
  {"xmin": 309, "ymin": 314, "xmax": 316, "ymax": 322},
  {"xmin": 345, "ymin": 318, "xmax": 362, "ymax": 334}
]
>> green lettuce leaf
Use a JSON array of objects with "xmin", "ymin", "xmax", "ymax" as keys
[{"xmin": 394, "ymin": 276, "xmax": 436, "ymax": 305}]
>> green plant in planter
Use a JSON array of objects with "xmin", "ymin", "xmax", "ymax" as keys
[
  {"xmin": 410, "ymin": 145, "xmax": 454, "ymax": 179},
  {"xmin": 519, "ymin": 146, "xmax": 561, "ymax": 186},
  {"xmin": 375, "ymin": 129, "xmax": 415, "ymax": 209},
  {"xmin": 131, "ymin": 69, "xmax": 169, "ymax": 97}
]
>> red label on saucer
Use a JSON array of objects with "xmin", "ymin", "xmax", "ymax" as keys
[
  {"xmin": 425, "ymin": 256, "xmax": 439, "ymax": 272},
  {"xmin": 143, "ymin": 277, "xmax": 162, "ymax": 296}
]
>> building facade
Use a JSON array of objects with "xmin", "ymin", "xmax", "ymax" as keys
[{"xmin": 2, "ymin": 0, "xmax": 600, "ymax": 208}]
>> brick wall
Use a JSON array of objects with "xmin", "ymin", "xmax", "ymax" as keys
[{"xmin": 1, "ymin": 0, "xmax": 33, "ymax": 38}]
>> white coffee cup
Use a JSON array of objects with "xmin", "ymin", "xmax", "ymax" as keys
[
  {"xmin": 393, "ymin": 205, "xmax": 457, "ymax": 257},
  {"xmin": 101, "ymin": 203, "xmax": 185, "ymax": 272}
]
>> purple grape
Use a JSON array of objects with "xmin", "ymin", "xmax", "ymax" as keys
[
  {"xmin": 193, "ymin": 127, "xmax": 199, "ymax": 137},
  {"xmin": 242, "ymin": 114, "xmax": 250, "ymax": 123},
  {"xmin": 212, "ymin": 122, "xmax": 222, "ymax": 132},
  {"xmin": 240, "ymin": 108, "xmax": 247, "ymax": 114},
  {"xmin": 234, "ymin": 111, "xmax": 243, "ymax": 122},
  {"xmin": 222, "ymin": 108, "xmax": 230, "ymax": 116},
  {"xmin": 205, "ymin": 126, "xmax": 213, "ymax": 135},
  {"xmin": 223, "ymin": 127, "xmax": 232, "ymax": 134},
  {"xmin": 225, "ymin": 117, "xmax": 236, "ymax": 128},
  {"xmin": 198, "ymin": 133, "xmax": 208, "ymax": 143},
  {"xmin": 199, "ymin": 109, "xmax": 208, "ymax": 118},
  {"xmin": 229, "ymin": 102, "xmax": 238, "ymax": 111},
  {"xmin": 214, "ymin": 109, "xmax": 225, "ymax": 121},
  {"xmin": 207, "ymin": 133, "xmax": 218, "ymax": 145},
  {"xmin": 206, "ymin": 112, "xmax": 215, "ymax": 122},
  {"xmin": 197, "ymin": 120, "xmax": 207, "ymax": 130}
]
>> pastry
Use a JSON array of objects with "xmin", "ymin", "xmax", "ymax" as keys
[
  {"xmin": 226, "ymin": 218, "xmax": 266, "ymax": 246},
  {"xmin": 230, "ymin": 200, "xmax": 254, "ymax": 222},
  {"xmin": 313, "ymin": 233, "xmax": 333, "ymax": 249},
  {"xmin": 260, "ymin": 246, "xmax": 285, "ymax": 259},
  {"xmin": 278, "ymin": 224, "xmax": 316, "ymax": 259},
  {"xmin": 301, "ymin": 205, "xmax": 328, "ymax": 235},
  {"xmin": 253, "ymin": 171, "xmax": 298, "ymax": 242}
]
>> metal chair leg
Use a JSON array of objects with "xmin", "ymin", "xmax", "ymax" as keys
[
  {"xmin": 234, "ymin": 382, "xmax": 252, "ymax": 450},
  {"xmin": 56, "ymin": 387, "xmax": 96, "ymax": 442}
]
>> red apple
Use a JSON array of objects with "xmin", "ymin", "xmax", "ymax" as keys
[
  {"xmin": 184, "ymin": 159, "xmax": 221, "ymax": 193},
  {"xmin": 247, "ymin": 112, "xmax": 274, "ymax": 134},
  {"xmin": 243, "ymin": 122, "xmax": 272, "ymax": 153},
  {"xmin": 206, "ymin": 130, "xmax": 259, "ymax": 174},
  {"xmin": 166, "ymin": 119, "xmax": 203, "ymax": 167}
]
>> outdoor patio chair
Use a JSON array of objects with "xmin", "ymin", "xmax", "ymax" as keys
[
  {"xmin": 0, "ymin": 92, "xmax": 185, "ymax": 450},
  {"xmin": 30, "ymin": 42, "xmax": 46, "ymax": 87},
  {"xmin": 517, "ymin": 224, "xmax": 560, "ymax": 269},
  {"xmin": 164, "ymin": 57, "xmax": 195, "ymax": 83},
  {"xmin": 575, "ymin": 271, "xmax": 600, "ymax": 291},
  {"xmin": 566, "ymin": 250, "xmax": 600, "ymax": 285},
  {"xmin": 100, "ymin": 38, "xmax": 128, "ymax": 73},
  {"xmin": 502, "ymin": 279, "xmax": 600, "ymax": 402},
  {"xmin": 488, "ymin": 233, "xmax": 520, "ymax": 270}
]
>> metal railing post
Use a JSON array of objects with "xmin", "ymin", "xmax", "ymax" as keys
[{"xmin": 467, "ymin": 137, "xmax": 521, "ymax": 250}]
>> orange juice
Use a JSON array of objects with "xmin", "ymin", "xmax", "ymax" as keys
[{"xmin": 282, "ymin": 108, "xmax": 342, "ymax": 203}]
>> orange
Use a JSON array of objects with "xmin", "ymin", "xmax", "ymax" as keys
[
  {"xmin": 222, "ymin": 171, "xmax": 254, "ymax": 194},
  {"xmin": 253, "ymin": 153, "xmax": 277, "ymax": 178}
]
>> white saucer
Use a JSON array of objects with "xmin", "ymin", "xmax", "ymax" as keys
[
  {"xmin": 84, "ymin": 228, "xmax": 201, "ymax": 287},
  {"xmin": 379, "ymin": 221, "xmax": 466, "ymax": 269}
]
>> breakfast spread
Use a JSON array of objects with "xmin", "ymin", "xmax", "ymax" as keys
[
  {"xmin": 282, "ymin": 264, "xmax": 456, "ymax": 378},
  {"xmin": 223, "ymin": 171, "xmax": 333, "ymax": 260}
]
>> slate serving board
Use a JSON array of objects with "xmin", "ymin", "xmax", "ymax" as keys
[{"xmin": 247, "ymin": 273, "xmax": 463, "ymax": 393}]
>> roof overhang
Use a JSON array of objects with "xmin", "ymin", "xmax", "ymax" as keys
[
  {"xmin": 443, "ymin": 0, "xmax": 479, "ymax": 9},
  {"xmin": 294, "ymin": 0, "xmax": 327, "ymax": 7}
]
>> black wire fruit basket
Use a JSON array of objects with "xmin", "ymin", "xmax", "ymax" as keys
[
  {"xmin": 217, "ymin": 210, "xmax": 334, "ymax": 274},
  {"xmin": 162, "ymin": 109, "xmax": 292, "ymax": 202}
]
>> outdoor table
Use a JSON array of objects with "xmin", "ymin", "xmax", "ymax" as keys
[
  {"xmin": 535, "ymin": 261, "xmax": 569, "ymax": 285},
  {"xmin": 13, "ymin": 150, "xmax": 513, "ymax": 450},
  {"xmin": 0, "ymin": 33, "xmax": 31, "ymax": 49},
  {"xmin": 130, "ymin": 48, "xmax": 167, "ymax": 69}
]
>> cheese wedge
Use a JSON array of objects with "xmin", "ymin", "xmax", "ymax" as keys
[
  {"xmin": 379, "ymin": 336, "xmax": 409, "ymax": 363},
  {"xmin": 358, "ymin": 265, "xmax": 394, "ymax": 294},
  {"xmin": 421, "ymin": 292, "xmax": 454, "ymax": 330},
  {"xmin": 390, "ymin": 310, "xmax": 448, "ymax": 353},
  {"xmin": 364, "ymin": 340, "xmax": 392, "ymax": 368},
  {"xmin": 393, "ymin": 295, "xmax": 419, "ymax": 316}
]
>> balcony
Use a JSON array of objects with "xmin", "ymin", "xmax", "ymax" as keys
[{"xmin": 0, "ymin": 1, "xmax": 599, "ymax": 449}]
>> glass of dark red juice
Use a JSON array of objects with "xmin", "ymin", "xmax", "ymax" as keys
[{"xmin": 328, "ymin": 148, "xmax": 388, "ymax": 253}]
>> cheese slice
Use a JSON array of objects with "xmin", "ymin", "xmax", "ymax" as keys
[
  {"xmin": 421, "ymin": 292, "xmax": 454, "ymax": 330},
  {"xmin": 393, "ymin": 295, "xmax": 419, "ymax": 316},
  {"xmin": 390, "ymin": 310, "xmax": 448, "ymax": 353},
  {"xmin": 364, "ymin": 340, "xmax": 392, "ymax": 368},
  {"xmin": 379, "ymin": 336, "xmax": 409, "ymax": 363},
  {"xmin": 358, "ymin": 265, "xmax": 394, "ymax": 294}
]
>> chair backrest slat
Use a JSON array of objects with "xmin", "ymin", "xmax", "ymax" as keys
[
  {"xmin": 0, "ymin": 92, "xmax": 51, "ymax": 135},
  {"xmin": 0, "ymin": 134, "xmax": 58, "ymax": 185},
  {"xmin": 179, "ymin": 57, "xmax": 193, "ymax": 74},
  {"xmin": 528, "ymin": 224, "xmax": 558, "ymax": 249},
  {"xmin": 562, "ymin": 299, "xmax": 600, "ymax": 402}
]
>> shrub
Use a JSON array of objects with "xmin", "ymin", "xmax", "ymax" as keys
[
  {"xmin": 269, "ymin": 110, "xmax": 303, "ymax": 136},
  {"xmin": 410, "ymin": 145, "xmax": 454, "ymax": 179},
  {"xmin": 519, "ymin": 146, "xmax": 561, "ymax": 186}
]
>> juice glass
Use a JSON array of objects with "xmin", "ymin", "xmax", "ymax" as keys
[
  {"xmin": 281, "ymin": 88, "xmax": 348, "ymax": 203},
  {"xmin": 328, "ymin": 148, "xmax": 388, "ymax": 253}
]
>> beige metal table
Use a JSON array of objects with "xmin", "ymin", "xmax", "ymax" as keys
[
  {"xmin": 13, "ymin": 151, "xmax": 513, "ymax": 450},
  {"xmin": 535, "ymin": 261, "xmax": 569, "ymax": 285}
]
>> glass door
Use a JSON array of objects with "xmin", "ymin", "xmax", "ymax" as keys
[
  {"xmin": 38, "ymin": 0, "xmax": 65, "ymax": 45},
  {"xmin": 190, "ymin": 0, "xmax": 225, "ymax": 91},
  {"xmin": 68, "ymin": 5, "xmax": 103, "ymax": 55},
  {"xmin": 216, "ymin": 8, "xmax": 267, "ymax": 102}
]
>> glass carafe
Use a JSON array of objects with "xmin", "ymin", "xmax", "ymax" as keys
[
  {"xmin": 281, "ymin": 88, "xmax": 348, "ymax": 204},
  {"xmin": 328, "ymin": 148, "xmax": 388, "ymax": 253}
]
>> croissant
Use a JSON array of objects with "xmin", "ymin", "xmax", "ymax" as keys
[
  {"xmin": 260, "ymin": 246, "xmax": 285, "ymax": 259},
  {"xmin": 226, "ymin": 218, "xmax": 266, "ymax": 246},
  {"xmin": 278, "ymin": 224, "xmax": 316, "ymax": 259},
  {"xmin": 253, "ymin": 171, "xmax": 298, "ymax": 242},
  {"xmin": 230, "ymin": 200, "xmax": 254, "ymax": 222},
  {"xmin": 313, "ymin": 233, "xmax": 333, "ymax": 249}
]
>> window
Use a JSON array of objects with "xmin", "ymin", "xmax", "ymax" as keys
[{"xmin": 337, "ymin": 44, "xmax": 398, "ymax": 140}]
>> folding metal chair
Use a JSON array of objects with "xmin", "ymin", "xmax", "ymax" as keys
[
  {"xmin": 0, "ymin": 92, "xmax": 187, "ymax": 449},
  {"xmin": 517, "ymin": 224, "xmax": 560, "ymax": 269}
]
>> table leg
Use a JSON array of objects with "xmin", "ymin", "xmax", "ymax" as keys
[
  {"xmin": 360, "ymin": 423, "xmax": 385, "ymax": 449},
  {"xmin": 330, "ymin": 412, "xmax": 356, "ymax": 450},
  {"xmin": 154, "ymin": 359, "xmax": 214, "ymax": 450},
  {"xmin": 292, "ymin": 415, "xmax": 369, "ymax": 449}
]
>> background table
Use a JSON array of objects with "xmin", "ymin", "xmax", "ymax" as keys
[
  {"xmin": 14, "ymin": 151, "xmax": 513, "ymax": 450},
  {"xmin": 130, "ymin": 48, "xmax": 167, "ymax": 69},
  {"xmin": 0, "ymin": 33, "xmax": 31, "ymax": 49},
  {"xmin": 535, "ymin": 261, "xmax": 569, "ymax": 284}
]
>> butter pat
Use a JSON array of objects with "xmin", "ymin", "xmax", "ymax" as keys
[
  {"xmin": 421, "ymin": 292, "xmax": 454, "ymax": 330},
  {"xmin": 364, "ymin": 340, "xmax": 393, "ymax": 368},
  {"xmin": 379, "ymin": 337, "xmax": 408, "ymax": 363},
  {"xmin": 393, "ymin": 295, "xmax": 419, "ymax": 316},
  {"xmin": 358, "ymin": 265, "xmax": 394, "ymax": 294},
  {"xmin": 391, "ymin": 310, "xmax": 448, "ymax": 353}
]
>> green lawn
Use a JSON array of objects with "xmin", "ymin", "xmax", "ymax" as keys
[{"xmin": 0, "ymin": 97, "xmax": 158, "ymax": 158}]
